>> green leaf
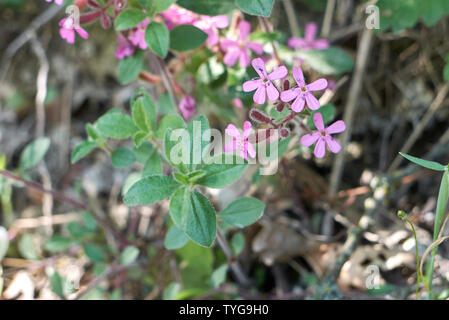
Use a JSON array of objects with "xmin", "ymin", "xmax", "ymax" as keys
[
  {"xmin": 45, "ymin": 236, "xmax": 72, "ymax": 253},
  {"xmin": 82, "ymin": 211, "xmax": 97, "ymax": 231},
  {"xmin": 0, "ymin": 226, "xmax": 10, "ymax": 261},
  {"xmin": 218, "ymin": 197, "xmax": 265, "ymax": 228},
  {"xmin": 196, "ymin": 154, "xmax": 247, "ymax": 188},
  {"xmin": 133, "ymin": 142, "xmax": 155, "ymax": 164},
  {"xmin": 307, "ymin": 104, "xmax": 336, "ymax": 128},
  {"xmin": 210, "ymin": 264, "xmax": 228, "ymax": 288},
  {"xmin": 132, "ymin": 99, "xmax": 152, "ymax": 133},
  {"xmin": 124, "ymin": 175, "xmax": 180, "ymax": 205},
  {"xmin": 115, "ymin": 8, "xmax": 147, "ymax": 31},
  {"xmin": 155, "ymin": 114, "xmax": 185, "ymax": 139},
  {"xmin": 50, "ymin": 272, "xmax": 65, "ymax": 299},
  {"xmin": 118, "ymin": 50, "xmax": 144, "ymax": 84},
  {"xmin": 434, "ymin": 170, "xmax": 449, "ymax": 239},
  {"xmin": 19, "ymin": 137, "xmax": 50, "ymax": 170},
  {"xmin": 111, "ymin": 147, "xmax": 136, "ymax": 168},
  {"xmin": 158, "ymin": 92, "xmax": 176, "ymax": 115},
  {"xmin": 231, "ymin": 232, "xmax": 245, "ymax": 255},
  {"xmin": 151, "ymin": 0, "xmax": 177, "ymax": 13},
  {"xmin": 68, "ymin": 222, "xmax": 90, "ymax": 239},
  {"xmin": 18, "ymin": 234, "xmax": 38, "ymax": 260},
  {"xmin": 169, "ymin": 188, "xmax": 216, "ymax": 247},
  {"xmin": 426, "ymin": 169, "xmax": 449, "ymax": 291},
  {"xmin": 97, "ymin": 113, "xmax": 139, "ymax": 139},
  {"xmin": 164, "ymin": 225, "xmax": 190, "ymax": 250},
  {"xmin": 236, "ymin": 0, "xmax": 274, "ymax": 17},
  {"xmin": 177, "ymin": 0, "xmax": 235, "ymax": 15},
  {"xmin": 71, "ymin": 141, "xmax": 97, "ymax": 164},
  {"xmin": 297, "ymin": 47, "xmax": 354, "ymax": 75},
  {"xmin": 399, "ymin": 152, "xmax": 446, "ymax": 171},
  {"xmin": 86, "ymin": 123, "xmax": 102, "ymax": 141},
  {"xmin": 163, "ymin": 282, "xmax": 181, "ymax": 300},
  {"xmin": 145, "ymin": 22, "xmax": 169, "ymax": 58},
  {"xmin": 164, "ymin": 128, "xmax": 189, "ymax": 174},
  {"xmin": 142, "ymin": 150, "xmax": 162, "ymax": 176},
  {"xmin": 132, "ymin": 89, "xmax": 157, "ymax": 130},
  {"xmin": 170, "ymin": 25, "xmax": 208, "ymax": 52},
  {"xmin": 83, "ymin": 244, "xmax": 106, "ymax": 263},
  {"xmin": 186, "ymin": 114, "xmax": 210, "ymax": 171},
  {"xmin": 119, "ymin": 246, "xmax": 139, "ymax": 265}
]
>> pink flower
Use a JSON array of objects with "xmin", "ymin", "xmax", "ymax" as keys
[
  {"xmin": 194, "ymin": 15, "xmax": 229, "ymax": 46},
  {"xmin": 287, "ymin": 23, "xmax": 329, "ymax": 50},
  {"xmin": 243, "ymin": 58, "xmax": 287, "ymax": 104},
  {"xmin": 220, "ymin": 21, "xmax": 264, "ymax": 68},
  {"xmin": 115, "ymin": 36, "xmax": 135, "ymax": 60},
  {"xmin": 224, "ymin": 121, "xmax": 256, "ymax": 160},
  {"xmin": 161, "ymin": 5, "xmax": 198, "ymax": 30},
  {"xmin": 58, "ymin": 17, "xmax": 89, "ymax": 44},
  {"xmin": 178, "ymin": 96, "xmax": 196, "ymax": 120},
  {"xmin": 233, "ymin": 98, "xmax": 243, "ymax": 109},
  {"xmin": 301, "ymin": 113, "xmax": 345, "ymax": 158},
  {"xmin": 128, "ymin": 18, "xmax": 149, "ymax": 50},
  {"xmin": 46, "ymin": 0, "xmax": 63, "ymax": 5},
  {"xmin": 280, "ymin": 67, "xmax": 327, "ymax": 112}
]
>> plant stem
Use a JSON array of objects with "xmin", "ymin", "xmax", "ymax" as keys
[
  {"xmin": 398, "ymin": 211, "xmax": 421, "ymax": 298},
  {"xmin": 216, "ymin": 228, "xmax": 252, "ymax": 289}
]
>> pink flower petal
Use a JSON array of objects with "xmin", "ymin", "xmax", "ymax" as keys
[
  {"xmin": 313, "ymin": 112, "xmax": 325, "ymax": 131},
  {"xmin": 307, "ymin": 78, "xmax": 328, "ymax": 91},
  {"xmin": 212, "ymin": 15, "xmax": 229, "ymax": 29},
  {"xmin": 225, "ymin": 124, "xmax": 241, "ymax": 138},
  {"xmin": 60, "ymin": 28, "xmax": 75, "ymax": 44},
  {"xmin": 266, "ymin": 82, "xmax": 279, "ymax": 101},
  {"xmin": 243, "ymin": 79, "xmax": 261, "ymax": 92},
  {"xmin": 326, "ymin": 120, "xmax": 346, "ymax": 134},
  {"xmin": 224, "ymin": 140, "xmax": 237, "ymax": 153},
  {"xmin": 223, "ymin": 48, "xmax": 240, "ymax": 67},
  {"xmin": 324, "ymin": 136, "xmax": 341, "ymax": 154},
  {"xmin": 300, "ymin": 132, "xmax": 320, "ymax": 147},
  {"xmin": 239, "ymin": 49, "xmax": 250, "ymax": 68},
  {"xmin": 305, "ymin": 23, "xmax": 318, "ymax": 42},
  {"xmin": 247, "ymin": 42, "xmax": 264, "ymax": 55},
  {"xmin": 268, "ymin": 66, "xmax": 288, "ymax": 80},
  {"xmin": 247, "ymin": 142, "xmax": 256, "ymax": 158},
  {"xmin": 314, "ymin": 138, "xmax": 326, "ymax": 158},
  {"xmin": 251, "ymin": 58, "xmax": 267, "ymax": 78},
  {"xmin": 292, "ymin": 67, "xmax": 305, "ymax": 86},
  {"xmin": 220, "ymin": 38, "xmax": 237, "ymax": 51},
  {"xmin": 238, "ymin": 20, "xmax": 251, "ymax": 41},
  {"xmin": 253, "ymin": 85, "xmax": 266, "ymax": 104},
  {"xmin": 313, "ymin": 39, "xmax": 329, "ymax": 50},
  {"xmin": 287, "ymin": 37, "xmax": 306, "ymax": 49},
  {"xmin": 305, "ymin": 93, "xmax": 320, "ymax": 110},
  {"xmin": 75, "ymin": 27, "xmax": 89, "ymax": 39},
  {"xmin": 290, "ymin": 95, "xmax": 305, "ymax": 112},
  {"xmin": 243, "ymin": 121, "xmax": 252, "ymax": 138},
  {"xmin": 280, "ymin": 88, "xmax": 298, "ymax": 102}
]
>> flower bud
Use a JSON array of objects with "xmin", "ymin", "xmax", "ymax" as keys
[{"xmin": 249, "ymin": 108, "xmax": 271, "ymax": 124}]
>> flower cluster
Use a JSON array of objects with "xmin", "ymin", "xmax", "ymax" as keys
[{"xmin": 225, "ymin": 58, "xmax": 345, "ymax": 159}]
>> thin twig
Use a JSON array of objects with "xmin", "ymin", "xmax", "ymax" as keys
[
  {"xmin": 216, "ymin": 228, "xmax": 252, "ymax": 289},
  {"xmin": 388, "ymin": 83, "xmax": 449, "ymax": 173},
  {"xmin": 258, "ymin": 16, "xmax": 282, "ymax": 65},
  {"xmin": 329, "ymin": 28, "xmax": 374, "ymax": 198},
  {"xmin": 282, "ymin": 0, "xmax": 300, "ymax": 37},
  {"xmin": 321, "ymin": 0, "xmax": 336, "ymax": 38}
]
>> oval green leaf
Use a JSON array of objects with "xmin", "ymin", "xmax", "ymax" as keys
[
  {"xmin": 170, "ymin": 25, "xmax": 207, "ymax": 52},
  {"xmin": 146, "ymin": 22, "xmax": 169, "ymax": 58},
  {"xmin": 169, "ymin": 188, "xmax": 216, "ymax": 247},
  {"xmin": 124, "ymin": 175, "xmax": 180, "ymax": 206},
  {"xmin": 218, "ymin": 197, "xmax": 265, "ymax": 228}
]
